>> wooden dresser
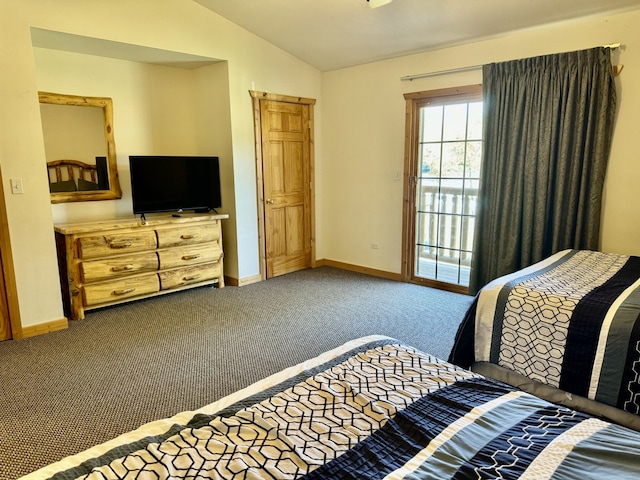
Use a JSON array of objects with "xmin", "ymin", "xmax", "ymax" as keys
[{"xmin": 54, "ymin": 213, "xmax": 228, "ymax": 320}]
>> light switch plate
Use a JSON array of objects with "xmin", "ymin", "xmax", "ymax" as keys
[{"xmin": 10, "ymin": 178, "xmax": 23, "ymax": 194}]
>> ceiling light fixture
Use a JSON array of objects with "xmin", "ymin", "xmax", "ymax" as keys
[{"xmin": 367, "ymin": 0, "xmax": 393, "ymax": 8}]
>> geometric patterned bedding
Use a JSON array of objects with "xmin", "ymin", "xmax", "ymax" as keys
[
  {"xmin": 449, "ymin": 249, "xmax": 640, "ymax": 416},
  {"xmin": 21, "ymin": 335, "xmax": 640, "ymax": 480}
]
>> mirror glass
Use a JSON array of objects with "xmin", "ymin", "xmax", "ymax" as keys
[{"xmin": 39, "ymin": 92, "xmax": 122, "ymax": 203}]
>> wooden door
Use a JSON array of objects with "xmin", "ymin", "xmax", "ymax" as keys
[{"xmin": 260, "ymin": 100, "xmax": 312, "ymax": 277}]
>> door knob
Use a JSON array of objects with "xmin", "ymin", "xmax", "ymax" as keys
[{"xmin": 266, "ymin": 198, "xmax": 274, "ymax": 205}]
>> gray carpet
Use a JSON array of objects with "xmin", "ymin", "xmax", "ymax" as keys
[{"xmin": 0, "ymin": 266, "xmax": 473, "ymax": 479}]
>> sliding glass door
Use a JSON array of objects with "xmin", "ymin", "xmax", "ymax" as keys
[{"xmin": 403, "ymin": 86, "xmax": 482, "ymax": 292}]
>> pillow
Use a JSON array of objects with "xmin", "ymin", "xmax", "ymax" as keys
[
  {"xmin": 49, "ymin": 180, "xmax": 77, "ymax": 193},
  {"xmin": 78, "ymin": 178, "xmax": 100, "ymax": 191}
]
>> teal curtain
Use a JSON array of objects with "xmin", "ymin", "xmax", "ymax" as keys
[{"xmin": 469, "ymin": 48, "xmax": 617, "ymax": 294}]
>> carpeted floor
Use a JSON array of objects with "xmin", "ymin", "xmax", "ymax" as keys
[{"xmin": 0, "ymin": 267, "xmax": 473, "ymax": 479}]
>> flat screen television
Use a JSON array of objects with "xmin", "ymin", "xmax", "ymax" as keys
[{"xmin": 129, "ymin": 155, "xmax": 221, "ymax": 215}]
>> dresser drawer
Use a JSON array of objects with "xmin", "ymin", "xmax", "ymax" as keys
[
  {"xmin": 158, "ymin": 262, "xmax": 223, "ymax": 290},
  {"xmin": 156, "ymin": 223, "xmax": 220, "ymax": 248},
  {"xmin": 80, "ymin": 252, "xmax": 159, "ymax": 282},
  {"xmin": 158, "ymin": 243, "xmax": 222, "ymax": 269},
  {"xmin": 83, "ymin": 274, "xmax": 160, "ymax": 306},
  {"xmin": 78, "ymin": 231, "xmax": 158, "ymax": 259}
]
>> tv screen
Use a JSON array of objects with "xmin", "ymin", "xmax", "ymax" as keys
[{"xmin": 129, "ymin": 155, "xmax": 221, "ymax": 215}]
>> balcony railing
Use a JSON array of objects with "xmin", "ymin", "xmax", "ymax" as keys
[{"xmin": 416, "ymin": 184, "xmax": 478, "ymax": 285}]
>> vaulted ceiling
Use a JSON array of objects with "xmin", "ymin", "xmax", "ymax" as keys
[{"xmin": 195, "ymin": 0, "xmax": 640, "ymax": 71}]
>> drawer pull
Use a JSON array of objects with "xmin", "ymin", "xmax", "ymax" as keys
[
  {"xmin": 180, "ymin": 234, "xmax": 197, "ymax": 240},
  {"xmin": 111, "ymin": 264, "xmax": 134, "ymax": 272},
  {"xmin": 183, "ymin": 274, "xmax": 201, "ymax": 281},
  {"xmin": 182, "ymin": 254, "xmax": 201, "ymax": 261},
  {"xmin": 113, "ymin": 287, "xmax": 135, "ymax": 295},
  {"xmin": 109, "ymin": 241, "xmax": 133, "ymax": 249}
]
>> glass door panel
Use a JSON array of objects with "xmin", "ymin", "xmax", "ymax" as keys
[{"xmin": 414, "ymin": 101, "xmax": 482, "ymax": 287}]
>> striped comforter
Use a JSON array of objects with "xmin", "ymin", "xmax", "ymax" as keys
[
  {"xmin": 450, "ymin": 249, "xmax": 640, "ymax": 415},
  {"xmin": 22, "ymin": 336, "xmax": 640, "ymax": 479}
]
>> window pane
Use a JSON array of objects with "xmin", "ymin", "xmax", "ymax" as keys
[
  {"xmin": 421, "ymin": 106, "xmax": 443, "ymax": 142},
  {"xmin": 460, "ymin": 215, "xmax": 476, "ymax": 263},
  {"xmin": 419, "ymin": 143, "xmax": 440, "ymax": 177},
  {"xmin": 435, "ymin": 247, "xmax": 461, "ymax": 284},
  {"xmin": 465, "ymin": 141, "xmax": 482, "ymax": 177},
  {"xmin": 458, "ymin": 261, "xmax": 471, "ymax": 285},
  {"xmin": 435, "ymin": 212, "xmax": 459, "ymax": 249},
  {"xmin": 441, "ymin": 142, "xmax": 465, "ymax": 178},
  {"xmin": 439, "ymin": 179, "xmax": 464, "ymax": 215},
  {"xmin": 462, "ymin": 181, "xmax": 479, "ymax": 216},
  {"xmin": 417, "ymin": 178, "xmax": 439, "ymax": 212},
  {"xmin": 467, "ymin": 102, "xmax": 483, "ymax": 140},
  {"xmin": 416, "ymin": 247, "xmax": 436, "ymax": 278},
  {"xmin": 442, "ymin": 104, "xmax": 468, "ymax": 141},
  {"xmin": 416, "ymin": 211, "xmax": 438, "ymax": 249}
]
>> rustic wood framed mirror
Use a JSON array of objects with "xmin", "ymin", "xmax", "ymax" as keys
[{"xmin": 39, "ymin": 91, "xmax": 122, "ymax": 203}]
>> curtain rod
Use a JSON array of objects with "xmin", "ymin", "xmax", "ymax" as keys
[{"xmin": 400, "ymin": 43, "xmax": 622, "ymax": 82}]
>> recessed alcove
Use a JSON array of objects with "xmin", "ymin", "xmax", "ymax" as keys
[{"xmin": 30, "ymin": 27, "xmax": 234, "ymax": 227}]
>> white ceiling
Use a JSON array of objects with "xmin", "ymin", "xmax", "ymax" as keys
[{"xmin": 195, "ymin": 0, "xmax": 640, "ymax": 71}]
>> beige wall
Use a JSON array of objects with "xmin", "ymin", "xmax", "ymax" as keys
[
  {"xmin": 0, "ymin": 0, "xmax": 321, "ymax": 330},
  {"xmin": 320, "ymin": 8, "xmax": 640, "ymax": 273}
]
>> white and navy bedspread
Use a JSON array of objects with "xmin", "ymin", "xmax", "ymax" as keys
[
  {"xmin": 23, "ymin": 335, "xmax": 640, "ymax": 479},
  {"xmin": 449, "ymin": 249, "xmax": 640, "ymax": 416}
]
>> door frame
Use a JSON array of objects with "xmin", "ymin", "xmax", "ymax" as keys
[
  {"xmin": 249, "ymin": 90, "xmax": 317, "ymax": 281},
  {"xmin": 0, "ymin": 168, "xmax": 20, "ymax": 339}
]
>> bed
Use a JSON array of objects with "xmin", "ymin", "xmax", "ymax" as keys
[
  {"xmin": 21, "ymin": 335, "xmax": 640, "ymax": 479},
  {"xmin": 47, "ymin": 159, "xmax": 102, "ymax": 192},
  {"xmin": 449, "ymin": 249, "xmax": 640, "ymax": 430}
]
